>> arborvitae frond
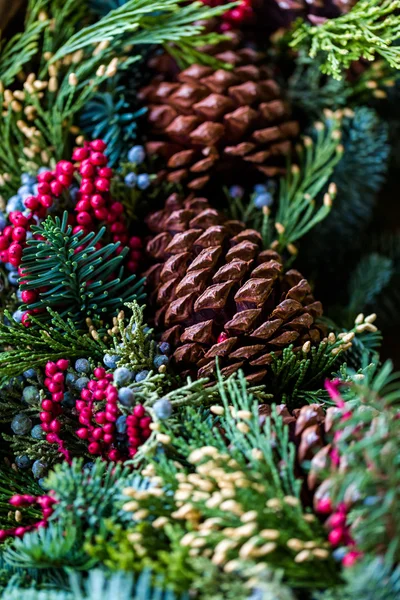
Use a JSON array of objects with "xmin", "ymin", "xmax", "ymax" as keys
[
  {"xmin": 291, "ymin": 0, "xmax": 400, "ymax": 80},
  {"xmin": 0, "ymin": 308, "xmax": 108, "ymax": 378},
  {"xmin": 20, "ymin": 213, "xmax": 145, "ymax": 326}
]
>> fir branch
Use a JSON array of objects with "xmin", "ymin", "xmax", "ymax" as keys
[
  {"xmin": 291, "ymin": 0, "xmax": 400, "ymax": 80},
  {"xmin": 19, "ymin": 213, "xmax": 145, "ymax": 327},
  {"xmin": 52, "ymin": 0, "xmax": 237, "ymax": 67},
  {"xmin": 347, "ymin": 253, "xmax": 394, "ymax": 322},
  {"xmin": 3, "ymin": 521, "xmax": 92, "ymax": 571}
]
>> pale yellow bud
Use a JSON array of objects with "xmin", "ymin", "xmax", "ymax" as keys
[{"xmin": 210, "ymin": 405, "xmax": 224, "ymax": 415}]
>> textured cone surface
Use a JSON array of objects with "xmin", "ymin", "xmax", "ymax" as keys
[
  {"xmin": 259, "ymin": 403, "xmax": 336, "ymax": 491},
  {"xmin": 144, "ymin": 194, "xmax": 324, "ymax": 383},
  {"xmin": 138, "ymin": 33, "xmax": 299, "ymax": 191}
]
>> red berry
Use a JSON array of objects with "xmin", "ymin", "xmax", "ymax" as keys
[
  {"xmin": 90, "ymin": 140, "xmax": 107, "ymax": 152},
  {"xmin": 56, "ymin": 359, "xmax": 69, "ymax": 371},
  {"xmin": 37, "ymin": 182, "xmax": 51, "ymax": 195},
  {"xmin": 40, "ymin": 411, "xmax": 52, "ymax": 423},
  {"xmin": 0, "ymin": 235, "xmax": 8, "ymax": 250},
  {"xmin": 110, "ymin": 202, "xmax": 124, "ymax": 215},
  {"xmin": 80, "ymin": 163, "xmax": 95, "ymax": 177},
  {"xmin": 21, "ymin": 312, "xmax": 31, "ymax": 327},
  {"xmin": 37, "ymin": 171, "xmax": 53, "ymax": 183},
  {"xmin": 94, "ymin": 208, "xmax": 108, "ymax": 221},
  {"xmin": 41, "ymin": 400, "xmax": 54, "ymax": 411},
  {"xmin": 108, "ymin": 449, "xmax": 119, "ymax": 461},
  {"xmin": 76, "ymin": 427, "xmax": 89, "ymax": 439},
  {"xmin": 95, "ymin": 412, "xmax": 107, "ymax": 424},
  {"xmin": 45, "ymin": 362, "xmax": 58, "ymax": 376},
  {"xmin": 133, "ymin": 405, "xmax": 145, "ymax": 418},
  {"xmin": 24, "ymin": 196, "xmax": 39, "ymax": 210},
  {"xmin": 72, "ymin": 147, "xmax": 89, "ymax": 161},
  {"xmin": 57, "ymin": 160, "xmax": 74, "ymax": 176},
  {"xmin": 52, "ymin": 392, "xmax": 64, "ymax": 403},
  {"xmin": 88, "ymin": 442, "xmax": 101, "ymax": 454},
  {"xmin": 39, "ymin": 194, "xmax": 53, "ymax": 208},
  {"xmin": 94, "ymin": 367, "xmax": 106, "ymax": 379},
  {"xmin": 21, "ymin": 290, "xmax": 37, "ymax": 304},
  {"xmin": 316, "ymin": 497, "xmax": 332, "ymax": 514},
  {"xmin": 76, "ymin": 199, "xmax": 91, "ymax": 212},
  {"xmin": 90, "ymin": 152, "xmax": 107, "ymax": 166},
  {"xmin": 103, "ymin": 433, "xmax": 113, "ymax": 445},
  {"xmin": 80, "ymin": 180, "xmax": 94, "ymax": 195},
  {"xmin": 90, "ymin": 194, "xmax": 105, "ymax": 208},
  {"xmin": 129, "ymin": 236, "xmax": 142, "ymax": 249},
  {"xmin": 98, "ymin": 167, "xmax": 113, "ymax": 178},
  {"xmin": 92, "ymin": 427, "xmax": 104, "ymax": 440},
  {"xmin": 95, "ymin": 178, "xmax": 110, "ymax": 192},
  {"xmin": 57, "ymin": 174, "xmax": 72, "ymax": 187}
]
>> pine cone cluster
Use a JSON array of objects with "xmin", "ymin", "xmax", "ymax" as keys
[
  {"xmin": 143, "ymin": 194, "xmax": 324, "ymax": 383},
  {"xmin": 138, "ymin": 34, "xmax": 299, "ymax": 192}
]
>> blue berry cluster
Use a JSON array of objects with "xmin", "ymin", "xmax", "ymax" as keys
[
  {"xmin": 5, "ymin": 171, "xmax": 40, "ymax": 215},
  {"xmin": 124, "ymin": 145, "xmax": 152, "ymax": 191}
]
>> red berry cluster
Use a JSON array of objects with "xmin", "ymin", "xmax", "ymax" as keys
[
  {"xmin": 75, "ymin": 367, "xmax": 119, "ymax": 460},
  {"xmin": 200, "ymin": 0, "xmax": 254, "ymax": 30},
  {"xmin": 42, "ymin": 359, "xmax": 71, "ymax": 463},
  {"xmin": 0, "ymin": 139, "xmax": 142, "ymax": 275},
  {"xmin": 75, "ymin": 368, "xmax": 151, "ymax": 461},
  {"xmin": 0, "ymin": 163, "xmax": 75, "ymax": 269},
  {"xmin": 314, "ymin": 379, "xmax": 363, "ymax": 568},
  {"xmin": 126, "ymin": 405, "xmax": 152, "ymax": 459},
  {"xmin": 0, "ymin": 493, "xmax": 57, "ymax": 542},
  {"xmin": 71, "ymin": 141, "xmax": 141, "ymax": 272},
  {"xmin": 316, "ymin": 497, "xmax": 363, "ymax": 568}
]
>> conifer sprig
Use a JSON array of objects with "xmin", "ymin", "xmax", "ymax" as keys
[
  {"xmin": 52, "ymin": 0, "xmax": 237, "ymax": 67},
  {"xmin": 19, "ymin": 213, "xmax": 145, "ymax": 326},
  {"xmin": 291, "ymin": 0, "xmax": 400, "ymax": 80}
]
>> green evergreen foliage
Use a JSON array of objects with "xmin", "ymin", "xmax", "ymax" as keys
[
  {"xmin": 291, "ymin": 0, "xmax": 400, "ymax": 80},
  {"xmin": 89, "ymin": 0, "xmax": 127, "ymax": 17},
  {"xmin": 1, "ymin": 569, "xmax": 187, "ymax": 600},
  {"xmin": 19, "ymin": 213, "xmax": 145, "ymax": 327},
  {"xmin": 52, "ymin": 0, "xmax": 237, "ymax": 69},
  {"xmin": 79, "ymin": 77, "xmax": 147, "ymax": 166},
  {"xmin": 0, "ymin": 309, "xmax": 107, "ymax": 377}
]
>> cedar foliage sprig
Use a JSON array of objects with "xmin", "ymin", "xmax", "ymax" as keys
[
  {"xmin": 119, "ymin": 371, "xmax": 338, "ymax": 590},
  {"xmin": 291, "ymin": 0, "xmax": 400, "ymax": 80},
  {"xmin": 0, "ymin": 309, "xmax": 107, "ymax": 378},
  {"xmin": 19, "ymin": 212, "xmax": 145, "ymax": 326}
]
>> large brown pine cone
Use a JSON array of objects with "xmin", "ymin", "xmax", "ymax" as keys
[
  {"xmin": 144, "ymin": 194, "xmax": 324, "ymax": 383},
  {"xmin": 138, "ymin": 34, "xmax": 299, "ymax": 192}
]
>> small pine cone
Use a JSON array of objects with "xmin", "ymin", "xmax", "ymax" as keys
[
  {"xmin": 259, "ymin": 403, "xmax": 337, "ymax": 491},
  {"xmin": 143, "ymin": 194, "xmax": 324, "ymax": 384},
  {"xmin": 138, "ymin": 33, "xmax": 299, "ymax": 191}
]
